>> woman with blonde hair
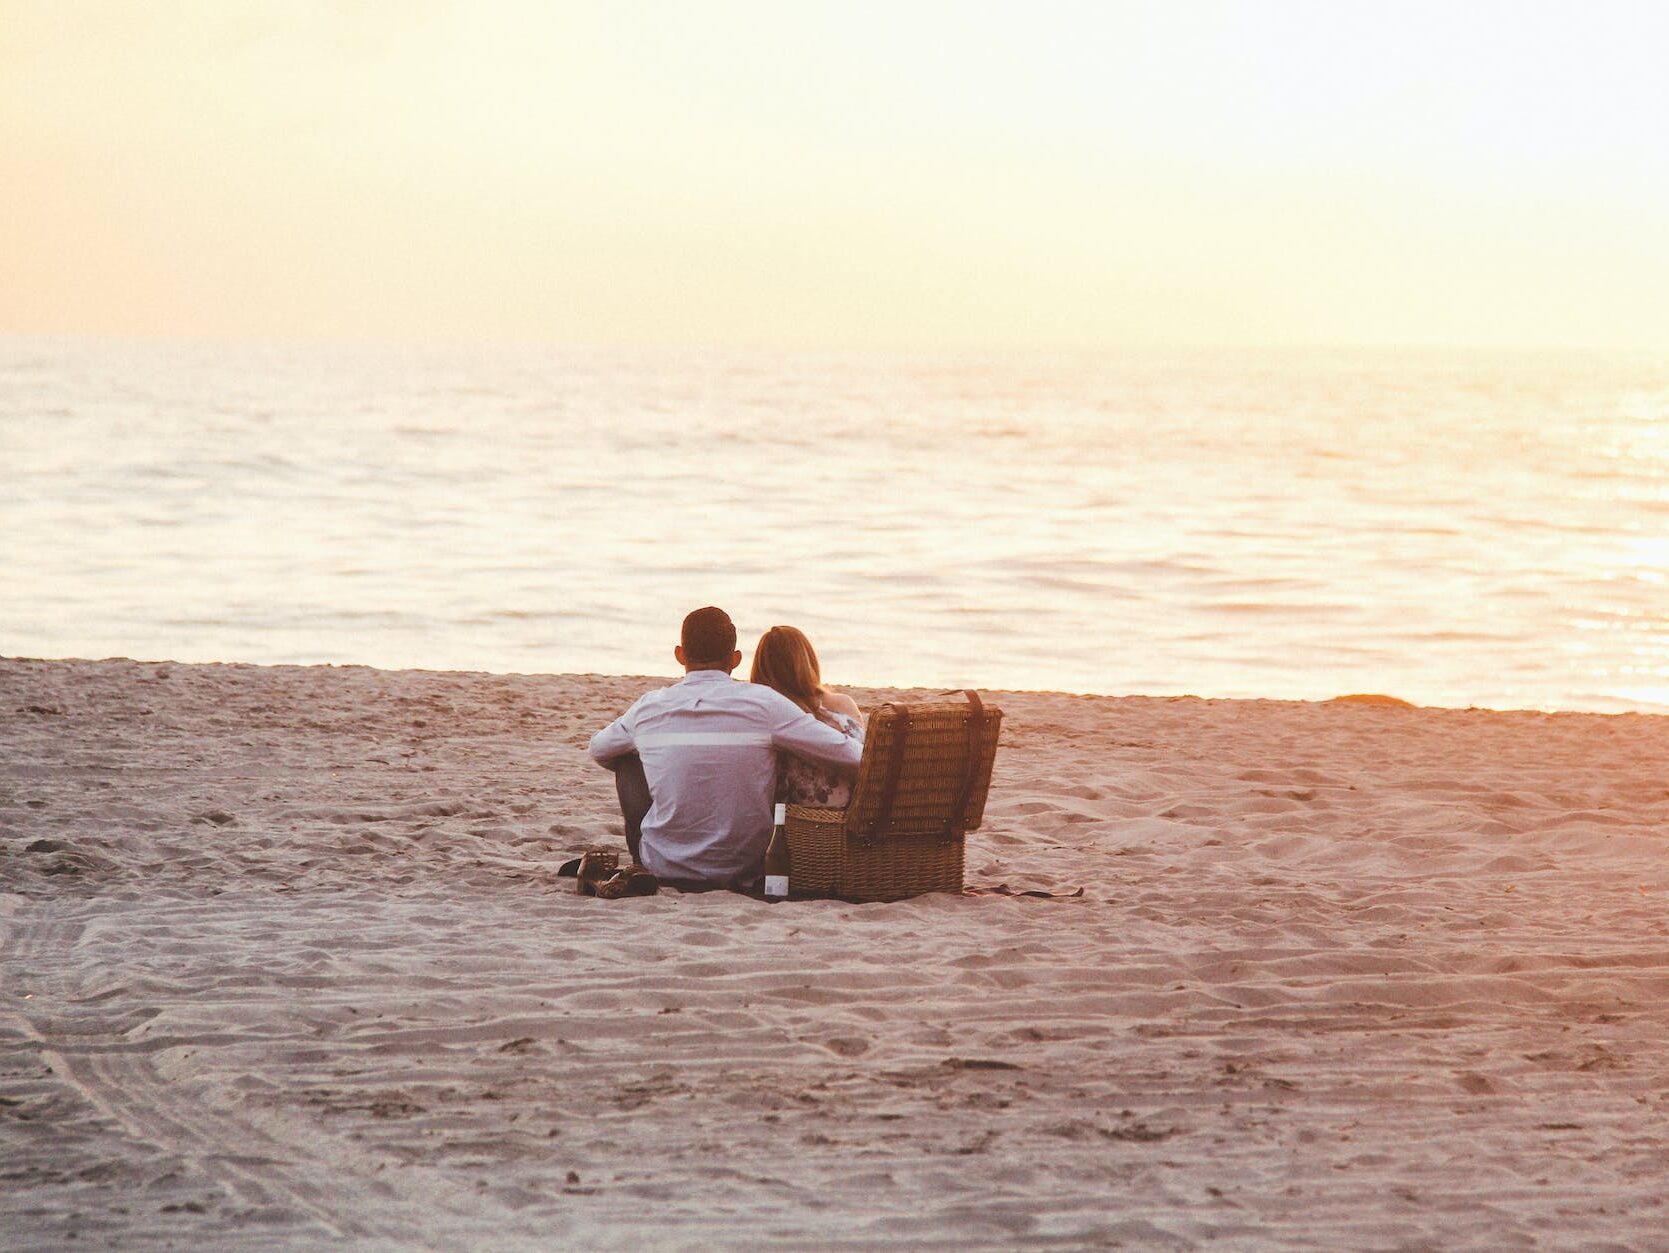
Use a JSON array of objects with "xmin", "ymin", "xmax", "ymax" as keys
[{"xmin": 749, "ymin": 625, "xmax": 864, "ymax": 807}]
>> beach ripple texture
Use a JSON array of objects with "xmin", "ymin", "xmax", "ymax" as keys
[{"xmin": 3, "ymin": 338, "xmax": 1667, "ymax": 712}]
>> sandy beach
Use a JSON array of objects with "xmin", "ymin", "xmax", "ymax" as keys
[{"xmin": 4, "ymin": 656, "xmax": 1669, "ymax": 1249}]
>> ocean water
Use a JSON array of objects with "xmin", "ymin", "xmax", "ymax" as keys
[{"xmin": 4, "ymin": 337, "xmax": 1668, "ymax": 713}]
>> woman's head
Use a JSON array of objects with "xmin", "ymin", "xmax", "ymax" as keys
[{"xmin": 750, "ymin": 625, "xmax": 826, "ymax": 716}]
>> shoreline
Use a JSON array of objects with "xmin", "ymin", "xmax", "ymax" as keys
[
  {"xmin": 6, "ymin": 652, "xmax": 1664, "ymax": 721},
  {"xmin": 5, "ymin": 656, "xmax": 1668, "ymax": 1246}
]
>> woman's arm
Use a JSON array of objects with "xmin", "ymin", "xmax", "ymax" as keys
[{"xmin": 822, "ymin": 690, "xmax": 861, "ymax": 719}]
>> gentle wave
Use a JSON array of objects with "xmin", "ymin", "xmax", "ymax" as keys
[{"xmin": 3, "ymin": 339, "xmax": 1669, "ymax": 711}]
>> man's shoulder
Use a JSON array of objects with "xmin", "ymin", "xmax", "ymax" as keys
[
  {"xmin": 628, "ymin": 676, "xmax": 805, "ymax": 721},
  {"xmin": 628, "ymin": 680, "xmax": 691, "ymax": 713},
  {"xmin": 730, "ymin": 680, "xmax": 805, "ymax": 715},
  {"xmin": 672, "ymin": 677, "xmax": 805, "ymax": 721}
]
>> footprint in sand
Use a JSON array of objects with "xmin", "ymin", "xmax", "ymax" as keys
[{"xmin": 817, "ymin": 1036, "xmax": 871, "ymax": 1057}]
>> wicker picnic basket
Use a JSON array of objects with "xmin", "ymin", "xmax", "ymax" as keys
[{"xmin": 785, "ymin": 691, "xmax": 1001, "ymax": 902}]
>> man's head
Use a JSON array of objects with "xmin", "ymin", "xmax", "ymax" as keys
[{"xmin": 675, "ymin": 606, "xmax": 740, "ymax": 673}]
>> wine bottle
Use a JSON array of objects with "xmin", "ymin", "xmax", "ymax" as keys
[{"xmin": 764, "ymin": 803, "xmax": 790, "ymax": 901}]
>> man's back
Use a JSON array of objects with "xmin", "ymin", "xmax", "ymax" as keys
[{"xmin": 589, "ymin": 670, "xmax": 862, "ymax": 884}]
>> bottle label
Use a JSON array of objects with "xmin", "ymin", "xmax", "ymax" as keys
[{"xmin": 764, "ymin": 875, "xmax": 789, "ymax": 899}]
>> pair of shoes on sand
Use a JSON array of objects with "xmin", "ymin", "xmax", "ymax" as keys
[
  {"xmin": 558, "ymin": 850, "xmax": 660, "ymax": 898},
  {"xmin": 585, "ymin": 853, "xmax": 659, "ymax": 899}
]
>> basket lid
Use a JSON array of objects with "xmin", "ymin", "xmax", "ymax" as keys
[{"xmin": 846, "ymin": 690, "xmax": 1002, "ymax": 838}]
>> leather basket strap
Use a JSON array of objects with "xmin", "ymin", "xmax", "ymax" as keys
[
  {"xmin": 944, "ymin": 690, "xmax": 987, "ymax": 840},
  {"xmin": 862, "ymin": 702, "xmax": 912, "ymax": 844}
]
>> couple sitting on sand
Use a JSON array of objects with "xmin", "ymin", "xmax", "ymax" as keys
[{"xmin": 587, "ymin": 606, "xmax": 865, "ymax": 892}]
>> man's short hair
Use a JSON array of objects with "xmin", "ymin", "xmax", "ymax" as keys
[{"xmin": 681, "ymin": 606, "xmax": 737, "ymax": 664}]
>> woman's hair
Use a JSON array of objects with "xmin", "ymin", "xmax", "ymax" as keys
[{"xmin": 750, "ymin": 625, "xmax": 831, "ymax": 721}]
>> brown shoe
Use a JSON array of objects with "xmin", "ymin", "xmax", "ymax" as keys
[
  {"xmin": 594, "ymin": 867, "xmax": 660, "ymax": 899},
  {"xmin": 575, "ymin": 850, "xmax": 620, "ymax": 896}
]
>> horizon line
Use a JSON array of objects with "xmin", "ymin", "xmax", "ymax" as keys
[{"xmin": 3, "ymin": 328, "xmax": 1665, "ymax": 360}]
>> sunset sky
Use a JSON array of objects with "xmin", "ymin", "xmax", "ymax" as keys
[{"xmin": 5, "ymin": 0, "xmax": 1668, "ymax": 350}]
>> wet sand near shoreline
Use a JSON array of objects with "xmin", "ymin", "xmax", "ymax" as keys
[{"xmin": 4, "ymin": 657, "xmax": 1669, "ymax": 1248}]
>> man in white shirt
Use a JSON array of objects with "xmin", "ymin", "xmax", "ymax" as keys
[{"xmin": 588, "ymin": 607, "xmax": 863, "ymax": 889}]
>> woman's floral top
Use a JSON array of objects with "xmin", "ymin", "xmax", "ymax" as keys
[{"xmin": 776, "ymin": 709, "xmax": 864, "ymax": 808}]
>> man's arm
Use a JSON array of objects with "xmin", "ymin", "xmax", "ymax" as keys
[
  {"xmin": 769, "ymin": 701, "xmax": 864, "ymax": 772},
  {"xmin": 588, "ymin": 712, "xmax": 636, "ymax": 767}
]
